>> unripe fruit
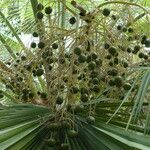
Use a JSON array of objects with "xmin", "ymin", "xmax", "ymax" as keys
[{"xmin": 86, "ymin": 116, "xmax": 95, "ymax": 124}]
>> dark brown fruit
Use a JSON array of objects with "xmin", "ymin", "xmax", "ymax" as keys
[
  {"xmin": 70, "ymin": 86, "xmax": 79, "ymax": 94},
  {"xmin": 74, "ymin": 47, "xmax": 81, "ymax": 55},
  {"xmin": 56, "ymin": 96, "xmax": 63, "ymax": 104},
  {"xmin": 92, "ymin": 85, "xmax": 100, "ymax": 93},
  {"xmin": 36, "ymin": 3, "xmax": 44, "ymax": 10},
  {"xmin": 78, "ymin": 54, "xmax": 86, "ymax": 63},
  {"xmin": 126, "ymin": 48, "xmax": 132, "ymax": 53},
  {"xmin": 138, "ymin": 52, "xmax": 145, "ymax": 58},
  {"xmin": 30, "ymin": 42, "xmax": 36, "ymax": 48},
  {"xmin": 32, "ymin": 32, "xmax": 38, "ymax": 37},
  {"xmin": 36, "ymin": 68, "xmax": 44, "ymax": 76},
  {"xmin": 108, "ymin": 46, "xmax": 117, "ymax": 56},
  {"xmin": 111, "ymin": 15, "xmax": 117, "ymax": 20},
  {"xmin": 21, "ymin": 55, "xmax": 26, "ymax": 61},
  {"xmin": 108, "ymin": 79, "xmax": 115, "ymax": 86},
  {"xmin": 36, "ymin": 12, "xmax": 44, "ymax": 19},
  {"xmin": 117, "ymin": 25, "xmax": 122, "ymax": 30},
  {"xmin": 38, "ymin": 42, "xmax": 45, "ymax": 49},
  {"xmin": 102, "ymin": 8, "xmax": 110, "ymax": 16},
  {"xmin": 143, "ymin": 55, "xmax": 148, "ymax": 60},
  {"xmin": 0, "ymin": 93, "xmax": 4, "ymax": 98},
  {"xmin": 45, "ymin": 6, "xmax": 52, "ymax": 14},
  {"xmin": 105, "ymin": 55, "xmax": 112, "ymax": 59},
  {"xmin": 40, "ymin": 92, "xmax": 47, "ymax": 99},
  {"xmin": 123, "ymin": 83, "xmax": 131, "ymax": 90},
  {"xmin": 128, "ymin": 28, "xmax": 134, "ymax": 33},
  {"xmin": 107, "ymin": 68, "xmax": 118, "ymax": 76},
  {"xmin": 92, "ymin": 78, "xmax": 99, "ymax": 85},
  {"xmin": 69, "ymin": 17, "xmax": 76, "ymax": 24},
  {"xmin": 104, "ymin": 43, "xmax": 110, "ymax": 49},
  {"xmin": 52, "ymin": 43, "xmax": 58, "ymax": 49},
  {"xmin": 91, "ymin": 52, "xmax": 97, "ymax": 60},
  {"xmin": 114, "ymin": 76, "xmax": 123, "ymax": 87},
  {"xmin": 80, "ymin": 94, "xmax": 88, "ymax": 102},
  {"xmin": 88, "ymin": 61, "xmax": 96, "ymax": 70}
]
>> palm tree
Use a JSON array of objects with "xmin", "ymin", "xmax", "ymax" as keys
[{"xmin": 0, "ymin": 0, "xmax": 150, "ymax": 149}]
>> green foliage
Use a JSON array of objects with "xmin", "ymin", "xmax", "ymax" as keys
[{"xmin": 0, "ymin": 0, "xmax": 150, "ymax": 149}]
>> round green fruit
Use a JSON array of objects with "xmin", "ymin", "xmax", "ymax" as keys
[
  {"xmin": 60, "ymin": 143, "xmax": 69, "ymax": 150},
  {"xmin": 48, "ymin": 123, "xmax": 60, "ymax": 131},
  {"xmin": 45, "ymin": 6, "xmax": 52, "ymax": 14},
  {"xmin": 46, "ymin": 138, "xmax": 56, "ymax": 147},
  {"xmin": 61, "ymin": 121, "xmax": 70, "ymax": 129},
  {"xmin": 68, "ymin": 130, "xmax": 78, "ymax": 138},
  {"xmin": 102, "ymin": 8, "xmax": 110, "ymax": 17},
  {"xmin": 86, "ymin": 116, "xmax": 95, "ymax": 125}
]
